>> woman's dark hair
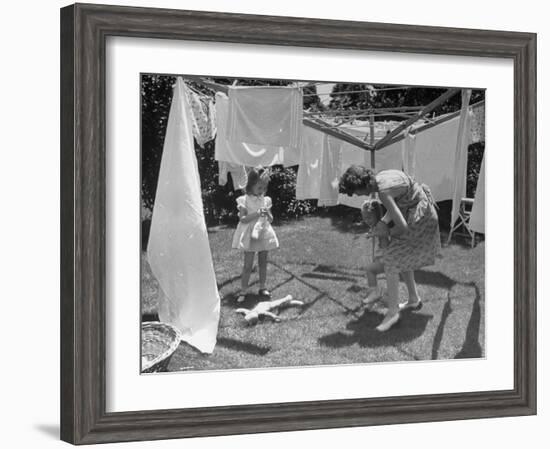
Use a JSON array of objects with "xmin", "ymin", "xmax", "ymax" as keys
[
  {"xmin": 339, "ymin": 165, "xmax": 375, "ymax": 196},
  {"xmin": 245, "ymin": 166, "xmax": 270, "ymax": 195}
]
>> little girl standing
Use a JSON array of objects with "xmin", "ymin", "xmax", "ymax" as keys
[{"xmin": 232, "ymin": 166, "xmax": 279, "ymax": 302}]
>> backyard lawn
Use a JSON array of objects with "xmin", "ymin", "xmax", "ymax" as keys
[{"xmin": 142, "ymin": 213, "xmax": 485, "ymax": 372}]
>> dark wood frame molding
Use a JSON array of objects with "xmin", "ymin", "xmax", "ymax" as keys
[{"xmin": 60, "ymin": 3, "xmax": 536, "ymax": 444}]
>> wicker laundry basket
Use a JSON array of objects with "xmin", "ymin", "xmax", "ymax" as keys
[{"xmin": 141, "ymin": 322, "xmax": 181, "ymax": 373}]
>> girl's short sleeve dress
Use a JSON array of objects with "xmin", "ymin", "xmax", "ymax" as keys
[
  {"xmin": 232, "ymin": 194, "xmax": 279, "ymax": 252},
  {"xmin": 376, "ymin": 169, "xmax": 441, "ymax": 274}
]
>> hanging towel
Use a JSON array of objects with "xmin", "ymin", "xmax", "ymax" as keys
[
  {"xmin": 215, "ymin": 92, "xmax": 287, "ymax": 166},
  {"xmin": 401, "ymin": 127, "xmax": 417, "ymax": 177},
  {"xmin": 450, "ymin": 89, "xmax": 473, "ymax": 230},
  {"xmin": 318, "ymin": 136, "xmax": 343, "ymax": 206},
  {"xmin": 218, "ymin": 161, "xmax": 248, "ymax": 190},
  {"xmin": 295, "ymin": 126, "xmax": 324, "ymax": 200},
  {"xmin": 412, "ymin": 115, "xmax": 462, "ymax": 202},
  {"xmin": 184, "ymin": 82, "xmax": 217, "ymax": 148},
  {"xmin": 227, "ymin": 86, "xmax": 303, "ymax": 148},
  {"xmin": 470, "ymin": 152, "xmax": 485, "ymax": 234},
  {"xmin": 147, "ymin": 78, "xmax": 220, "ymax": 354}
]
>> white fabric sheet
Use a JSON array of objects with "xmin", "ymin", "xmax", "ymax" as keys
[
  {"xmin": 147, "ymin": 78, "xmax": 220, "ymax": 354},
  {"xmin": 470, "ymin": 153, "xmax": 485, "ymax": 233},
  {"xmin": 412, "ymin": 116, "xmax": 461, "ymax": 202},
  {"xmin": 401, "ymin": 127, "xmax": 417, "ymax": 177},
  {"xmin": 318, "ymin": 136, "xmax": 343, "ymax": 206},
  {"xmin": 450, "ymin": 89, "xmax": 473, "ymax": 229},
  {"xmin": 295, "ymin": 126, "xmax": 324, "ymax": 200},
  {"xmin": 227, "ymin": 86, "xmax": 303, "ymax": 148},
  {"xmin": 215, "ymin": 92, "xmax": 296, "ymax": 167}
]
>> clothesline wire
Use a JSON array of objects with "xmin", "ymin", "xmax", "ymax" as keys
[{"xmin": 302, "ymin": 86, "xmax": 421, "ymax": 97}]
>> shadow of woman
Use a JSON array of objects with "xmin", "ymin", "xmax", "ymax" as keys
[{"xmin": 318, "ymin": 308, "xmax": 433, "ymax": 349}]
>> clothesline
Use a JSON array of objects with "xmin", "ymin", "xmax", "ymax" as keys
[{"xmin": 303, "ymin": 86, "xmax": 423, "ymax": 97}]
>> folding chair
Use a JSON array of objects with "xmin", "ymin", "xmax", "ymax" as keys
[{"xmin": 447, "ymin": 197, "xmax": 477, "ymax": 248}]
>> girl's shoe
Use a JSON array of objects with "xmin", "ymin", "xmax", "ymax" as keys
[
  {"xmin": 236, "ymin": 287, "xmax": 254, "ymax": 303},
  {"xmin": 258, "ymin": 288, "xmax": 272, "ymax": 298},
  {"xmin": 399, "ymin": 299, "xmax": 423, "ymax": 311},
  {"xmin": 376, "ymin": 311, "xmax": 400, "ymax": 332},
  {"xmin": 362, "ymin": 286, "xmax": 384, "ymax": 306}
]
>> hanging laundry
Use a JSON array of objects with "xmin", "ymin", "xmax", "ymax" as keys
[
  {"xmin": 218, "ymin": 161, "xmax": 248, "ymax": 190},
  {"xmin": 318, "ymin": 136, "xmax": 343, "ymax": 206},
  {"xmin": 184, "ymin": 82, "xmax": 217, "ymax": 148},
  {"xmin": 450, "ymin": 89, "xmax": 473, "ymax": 231},
  {"xmin": 227, "ymin": 85, "xmax": 303, "ymax": 148},
  {"xmin": 147, "ymin": 78, "xmax": 220, "ymax": 354},
  {"xmin": 413, "ymin": 115, "xmax": 462, "ymax": 202},
  {"xmin": 296, "ymin": 127, "xmax": 342, "ymax": 205},
  {"xmin": 215, "ymin": 92, "xmax": 287, "ymax": 166},
  {"xmin": 295, "ymin": 126, "xmax": 324, "ymax": 200},
  {"xmin": 469, "ymin": 152, "xmax": 485, "ymax": 234},
  {"xmin": 401, "ymin": 127, "xmax": 417, "ymax": 177}
]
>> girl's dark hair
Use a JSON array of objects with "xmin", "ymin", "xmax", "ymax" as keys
[
  {"xmin": 339, "ymin": 165, "xmax": 375, "ymax": 196},
  {"xmin": 245, "ymin": 166, "xmax": 270, "ymax": 195}
]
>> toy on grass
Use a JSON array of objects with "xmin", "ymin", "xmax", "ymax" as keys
[{"xmin": 235, "ymin": 294, "xmax": 304, "ymax": 325}]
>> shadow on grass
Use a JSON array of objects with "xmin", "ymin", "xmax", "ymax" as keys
[
  {"xmin": 431, "ymin": 292, "xmax": 452, "ymax": 359},
  {"xmin": 414, "ymin": 270, "xmax": 457, "ymax": 290},
  {"xmin": 319, "ymin": 309, "xmax": 432, "ymax": 349},
  {"xmin": 302, "ymin": 272, "xmax": 359, "ymax": 283},
  {"xmin": 454, "ymin": 283, "xmax": 482, "ymax": 359},
  {"xmin": 217, "ymin": 337, "xmax": 271, "ymax": 356}
]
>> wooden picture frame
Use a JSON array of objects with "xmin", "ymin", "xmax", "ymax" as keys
[{"xmin": 60, "ymin": 3, "xmax": 536, "ymax": 444}]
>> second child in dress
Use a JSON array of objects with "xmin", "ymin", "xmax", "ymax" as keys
[{"xmin": 232, "ymin": 167, "xmax": 279, "ymax": 302}]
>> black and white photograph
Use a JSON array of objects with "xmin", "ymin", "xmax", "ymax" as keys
[{"xmin": 140, "ymin": 75, "xmax": 486, "ymax": 373}]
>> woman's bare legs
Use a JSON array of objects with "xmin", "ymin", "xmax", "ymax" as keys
[
  {"xmin": 401, "ymin": 270, "xmax": 421, "ymax": 304},
  {"xmin": 377, "ymin": 270, "xmax": 400, "ymax": 331},
  {"xmin": 258, "ymin": 251, "xmax": 268, "ymax": 290}
]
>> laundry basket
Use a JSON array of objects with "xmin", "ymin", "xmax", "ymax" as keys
[{"xmin": 141, "ymin": 322, "xmax": 181, "ymax": 373}]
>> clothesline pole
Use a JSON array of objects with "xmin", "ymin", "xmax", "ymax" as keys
[
  {"xmin": 373, "ymin": 88, "xmax": 461, "ymax": 151},
  {"xmin": 375, "ymin": 99, "xmax": 485, "ymax": 151},
  {"xmin": 369, "ymin": 113, "xmax": 376, "ymax": 261}
]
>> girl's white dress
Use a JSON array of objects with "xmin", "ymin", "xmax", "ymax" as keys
[{"xmin": 232, "ymin": 195, "xmax": 279, "ymax": 252}]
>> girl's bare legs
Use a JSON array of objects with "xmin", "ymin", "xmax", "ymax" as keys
[
  {"xmin": 366, "ymin": 261, "xmax": 384, "ymax": 287},
  {"xmin": 240, "ymin": 251, "xmax": 255, "ymax": 292},
  {"xmin": 401, "ymin": 270, "xmax": 421, "ymax": 304},
  {"xmin": 363, "ymin": 260, "xmax": 385, "ymax": 305},
  {"xmin": 258, "ymin": 251, "xmax": 268, "ymax": 290},
  {"xmin": 377, "ymin": 270, "xmax": 400, "ymax": 330}
]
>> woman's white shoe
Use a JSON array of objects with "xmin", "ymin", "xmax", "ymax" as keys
[
  {"xmin": 376, "ymin": 311, "xmax": 400, "ymax": 332},
  {"xmin": 399, "ymin": 299, "xmax": 423, "ymax": 311},
  {"xmin": 362, "ymin": 286, "xmax": 384, "ymax": 306}
]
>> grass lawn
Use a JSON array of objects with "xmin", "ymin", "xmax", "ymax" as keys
[{"xmin": 141, "ymin": 213, "xmax": 485, "ymax": 372}]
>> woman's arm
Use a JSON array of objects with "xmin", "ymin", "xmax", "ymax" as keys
[{"xmin": 378, "ymin": 191, "xmax": 408, "ymax": 236}]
